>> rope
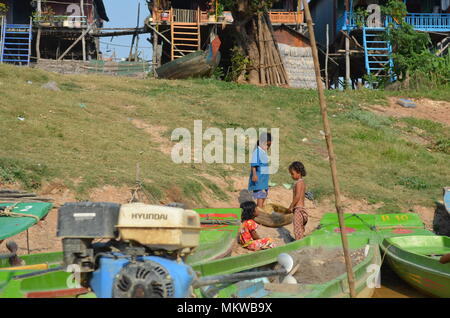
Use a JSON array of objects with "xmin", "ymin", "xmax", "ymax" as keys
[
  {"xmin": 380, "ymin": 243, "xmax": 394, "ymax": 267},
  {"xmin": 0, "ymin": 204, "xmax": 40, "ymax": 222}
]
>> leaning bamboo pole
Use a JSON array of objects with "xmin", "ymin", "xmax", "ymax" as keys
[{"xmin": 300, "ymin": 0, "xmax": 357, "ymax": 297}]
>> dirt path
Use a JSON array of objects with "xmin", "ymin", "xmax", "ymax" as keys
[{"xmin": 367, "ymin": 97, "xmax": 450, "ymax": 126}]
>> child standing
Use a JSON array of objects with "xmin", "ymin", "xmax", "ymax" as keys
[
  {"xmin": 239, "ymin": 201, "xmax": 274, "ymax": 251},
  {"xmin": 248, "ymin": 133, "xmax": 272, "ymax": 211},
  {"xmin": 288, "ymin": 161, "xmax": 309, "ymax": 240}
]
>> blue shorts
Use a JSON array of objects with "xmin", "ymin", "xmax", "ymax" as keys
[{"xmin": 252, "ymin": 189, "xmax": 268, "ymax": 200}]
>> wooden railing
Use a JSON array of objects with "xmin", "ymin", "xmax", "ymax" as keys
[
  {"xmin": 269, "ymin": 11, "xmax": 304, "ymax": 24},
  {"xmin": 153, "ymin": 9, "xmax": 209, "ymax": 24},
  {"xmin": 152, "ymin": 9, "xmax": 304, "ymax": 25}
]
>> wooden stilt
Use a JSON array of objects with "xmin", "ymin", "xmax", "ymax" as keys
[
  {"xmin": 56, "ymin": 39, "xmax": 60, "ymax": 60},
  {"xmin": 58, "ymin": 23, "xmax": 94, "ymax": 61},
  {"xmin": 345, "ymin": 35, "xmax": 350, "ymax": 89},
  {"xmin": 36, "ymin": 0, "xmax": 42, "ymax": 61},
  {"xmin": 152, "ymin": 29, "xmax": 158, "ymax": 76},
  {"xmin": 134, "ymin": 3, "xmax": 141, "ymax": 61},
  {"xmin": 80, "ymin": 0, "xmax": 86, "ymax": 61},
  {"xmin": 36, "ymin": 27, "xmax": 42, "ymax": 60},
  {"xmin": 301, "ymin": 0, "xmax": 357, "ymax": 298}
]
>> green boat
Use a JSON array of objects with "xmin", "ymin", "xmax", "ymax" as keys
[
  {"xmin": 187, "ymin": 208, "xmax": 241, "ymax": 266},
  {"xmin": 1, "ymin": 210, "xmax": 441, "ymax": 298},
  {"xmin": 0, "ymin": 202, "xmax": 53, "ymax": 242},
  {"xmin": 192, "ymin": 234, "xmax": 381, "ymax": 298},
  {"xmin": 315, "ymin": 212, "xmax": 433, "ymax": 241},
  {"xmin": 380, "ymin": 236, "xmax": 450, "ymax": 298},
  {"xmin": 191, "ymin": 212, "xmax": 435, "ymax": 298},
  {"xmin": 0, "ymin": 207, "xmax": 241, "ymax": 298}
]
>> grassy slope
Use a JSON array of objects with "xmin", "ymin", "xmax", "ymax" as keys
[{"xmin": 0, "ymin": 64, "xmax": 448, "ymax": 210}]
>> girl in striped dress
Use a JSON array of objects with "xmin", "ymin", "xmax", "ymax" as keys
[{"xmin": 288, "ymin": 161, "xmax": 309, "ymax": 240}]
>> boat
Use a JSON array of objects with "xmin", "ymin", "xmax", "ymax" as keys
[
  {"xmin": 444, "ymin": 187, "xmax": 450, "ymax": 214},
  {"xmin": 192, "ymin": 234, "xmax": 381, "ymax": 298},
  {"xmin": 380, "ymin": 235, "xmax": 450, "ymax": 298},
  {"xmin": 0, "ymin": 207, "xmax": 241, "ymax": 298},
  {"xmin": 314, "ymin": 212, "xmax": 433, "ymax": 242},
  {"xmin": 155, "ymin": 37, "xmax": 221, "ymax": 79},
  {"xmin": 0, "ymin": 210, "xmax": 439, "ymax": 298},
  {"xmin": 191, "ymin": 212, "xmax": 435, "ymax": 298},
  {"xmin": 186, "ymin": 208, "xmax": 241, "ymax": 266},
  {"xmin": 0, "ymin": 202, "xmax": 53, "ymax": 242}
]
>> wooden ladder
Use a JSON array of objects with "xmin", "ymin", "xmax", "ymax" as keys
[{"xmin": 170, "ymin": 7, "xmax": 201, "ymax": 60}]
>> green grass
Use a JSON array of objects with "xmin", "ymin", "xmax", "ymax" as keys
[{"xmin": 0, "ymin": 64, "xmax": 448, "ymax": 209}]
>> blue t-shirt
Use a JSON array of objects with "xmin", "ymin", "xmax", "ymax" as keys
[{"xmin": 248, "ymin": 146, "xmax": 270, "ymax": 192}]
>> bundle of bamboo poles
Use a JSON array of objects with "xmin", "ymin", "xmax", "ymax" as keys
[
  {"xmin": 0, "ymin": 190, "xmax": 53, "ymax": 203},
  {"xmin": 257, "ymin": 12, "xmax": 289, "ymax": 86}
]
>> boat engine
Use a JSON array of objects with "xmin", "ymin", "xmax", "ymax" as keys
[{"xmin": 57, "ymin": 202, "xmax": 201, "ymax": 298}]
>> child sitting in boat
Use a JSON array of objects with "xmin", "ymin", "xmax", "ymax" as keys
[
  {"xmin": 288, "ymin": 161, "xmax": 309, "ymax": 240},
  {"xmin": 239, "ymin": 201, "xmax": 274, "ymax": 251}
]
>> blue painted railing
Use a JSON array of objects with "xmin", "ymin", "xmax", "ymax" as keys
[
  {"xmin": 337, "ymin": 12, "xmax": 450, "ymax": 33},
  {"xmin": 404, "ymin": 13, "xmax": 450, "ymax": 31}
]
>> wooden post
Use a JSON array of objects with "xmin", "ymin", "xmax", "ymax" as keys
[
  {"xmin": 36, "ymin": 0, "xmax": 42, "ymax": 60},
  {"xmin": 300, "ymin": 0, "xmax": 357, "ymax": 298},
  {"xmin": 134, "ymin": 3, "xmax": 141, "ymax": 61},
  {"xmin": 170, "ymin": 7, "xmax": 174, "ymax": 60},
  {"xmin": 325, "ymin": 24, "xmax": 329, "ymax": 89},
  {"xmin": 344, "ymin": 0, "xmax": 350, "ymax": 89},
  {"xmin": 80, "ymin": 0, "xmax": 86, "ymax": 61},
  {"xmin": 197, "ymin": 6, "xmax": 200, "ymax": 50},
  {"xmin": 146, "ymin": 23, "xmax": 181, "ymax": 55},
  {"xmin": 36, "ymin": 27, "xmax": 42, "ymax": 60},
  {"xmin": 152, "ymin": 29, "xmax": 158, "ymax": 77},
  {"xmin": 258, "ymin": 13, "xmax": 266, "ymax": 85},
  {"xmin": 128, "ymin": 3, "xmax": 140, "ymax": 61},
  {"xmin": 345, "ymin": 35, "xmax": 350, "ymax": 89}
]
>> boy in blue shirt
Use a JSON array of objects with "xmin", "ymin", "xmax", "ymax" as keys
[{"xmin": 248, "ymin": 133, "xmax": 272, "ymax": 211}]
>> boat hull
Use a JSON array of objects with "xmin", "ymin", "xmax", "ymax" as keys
[
  {"xmin": 193, "ymin": 234, "xmax": 382, "ymax": 298},
  {"xmin": 156, "ymin": 50, "xmax": 221, "ymax": 80},
  {"xmin": 0, "ymin": 202, "xmax": 53, "ymax": 241},
  {"xmin": 381, "ymin": 236, "xmax": 450, "ymax": 298}
]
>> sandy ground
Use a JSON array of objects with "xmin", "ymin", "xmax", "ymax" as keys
[
  {"xmin": 2, "ymin": 96, "xmax": 447, "ymax": 255},
  {"xmin": 367, "ymin": 97, "xmax": 450, "ymax": 127},
  {"xmin": 0, "ymin": 175, "xmax": 436, "ymax": 256}
]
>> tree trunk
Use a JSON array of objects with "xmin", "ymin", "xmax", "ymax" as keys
[{"xmin": 230, "ymin": 1, "xmax": 288, "ymax": 86}]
